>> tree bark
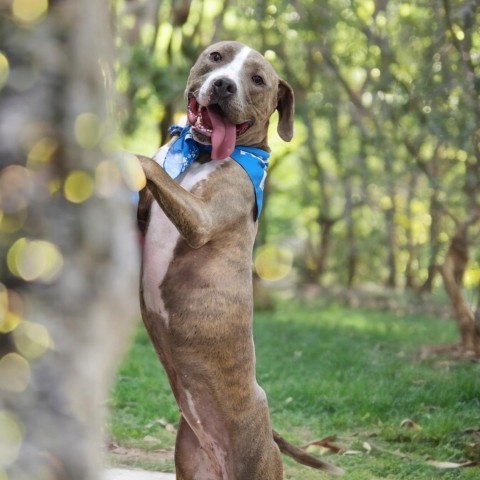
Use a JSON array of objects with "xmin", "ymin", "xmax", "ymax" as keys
[
  {"xmin": 438, "ymin": 217, "xmax": 480, "ymax": 356},
  {"xmin": 404, "ymin": 171, "xmax": 419, "ymax": 289},
  {"xmin": 421, "ymin": 185, "xmax": 443, "ymax": 292},
  {"xmin": 383, "ymin": 152, "xmax": 398, "ymax": 288},
  {"xmin": 303, "ymin": 120, "xmax": 340, "ymax": 284},
  {"xmin": 384, "ymin": 199, "xmax": 398, "ymax": 288},
  {"xmin": 0, "ymin": 2, "xmax": 138, "ymax": 479},
  {"xmin": 313, "ymin": 216, "xmax": 339, "ymax": 283},
  {"xmin": 344, "ymin": 177, "xmax": 357, "ymax": 288}
]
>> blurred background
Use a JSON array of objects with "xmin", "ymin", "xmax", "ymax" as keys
[
  {"xmin": 114, "ymin": 0, "xmax": 479, "ymax": 346},
  {"xmin": 0, "ymin": 2, "xmax": 478, "ymax": 478}
]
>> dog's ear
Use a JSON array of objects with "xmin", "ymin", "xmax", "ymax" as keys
[{"xmin": 276, "ymin": 79, "xmax": 295, "ymax": 142}]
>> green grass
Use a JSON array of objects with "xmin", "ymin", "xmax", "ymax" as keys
[{"xmin": 108, "ymin": 301, "xmax": 480, "ymax": 479}]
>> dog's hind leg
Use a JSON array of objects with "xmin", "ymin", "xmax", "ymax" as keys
[
  {"xmin": 175, "ymin": 416, "xmax": 204, "ymax": 480},
  {"xmin": 175, "ymin": 416, "xmax": 224, "ymax": 480}
]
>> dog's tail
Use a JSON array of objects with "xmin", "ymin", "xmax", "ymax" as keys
[{"xmin": 273, "ymin": 430, "xmax": 345, "ymax": 477}]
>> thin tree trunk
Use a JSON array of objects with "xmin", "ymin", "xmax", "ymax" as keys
[
  {"xmin": 303, "ymin": 120, "xmax": 339, "ymax": 284},
  {"xmin": 421, "ymin": 185, "xmax": 443, "ymax": 292},
  {"xmin": 385, "ymin": 197, "xmax": 398, "ymax": 288},
  {"xmin": 159, "ymin": 101, "xmax": 175, "ymax": 146},
  {"xmin": 0, "ymin": 2, "xmax": 138, "ymax": 479},
  {"xmin": 404, "ymin": 171, "xmax": 419, "ymax": 289},
  {"xmin": 438, "ymin": 217, "xmax": 480, "ymax": 356},
  {"xmin": 344, "ymin": 176, "xmax": 357, "ymax": 288},
  {"xmin": 384, "ymin": 153, "xmax": 397, "ymax": 288},
  {"xmin": 313, "ymin": 217, "xmax": 338, "ymax": 283}
]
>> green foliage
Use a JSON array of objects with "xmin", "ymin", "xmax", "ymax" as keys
[
  {"xmin": 109, "ymin": 303, "xmax": 480, "ymax": 478},
  {"xmin": 115, "ymin": 0, "xmax": 480, "ymax": 291}
]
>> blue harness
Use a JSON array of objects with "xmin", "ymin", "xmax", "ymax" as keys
[{"xmin": 163, "ymin": 125, "xmax": 269, "ymax": 220}]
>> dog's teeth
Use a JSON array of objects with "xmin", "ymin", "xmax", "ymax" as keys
[{"xmin": 195, "ymin": 117, "xmax": 212, "ymax": 134}]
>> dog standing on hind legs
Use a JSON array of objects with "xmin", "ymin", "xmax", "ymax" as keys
[{"xmin": 137, "ymin": 41, "xmax": 344, "ymax": 479}]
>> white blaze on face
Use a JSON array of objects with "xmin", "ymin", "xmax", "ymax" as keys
[{"xmin": 198, "ymin": 46, "xmax": 252, "ymax": 104}]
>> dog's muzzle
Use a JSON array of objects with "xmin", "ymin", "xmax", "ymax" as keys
[{"xmin": 187, "ymin": 94, "xmax": 252, "ymax": 160}]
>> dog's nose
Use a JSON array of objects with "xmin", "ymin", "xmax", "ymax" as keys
[{"xmin": 212, "ymin": 77, "xmax": 237, "ymax": 97}]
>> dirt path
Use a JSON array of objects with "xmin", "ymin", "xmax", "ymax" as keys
[
  {"xmin": 106, "ymin": 443, "xmax": 175, "ymax": 479},
  {"xmin": 105, "ymin": 468, "xmax": 175, "ymax": 480},
  {"xmin": 108, "ymin": 443, "xmax": 175, "ymax": 464}
]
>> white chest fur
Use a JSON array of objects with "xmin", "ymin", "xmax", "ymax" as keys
[{"xmin": 142, "ymin": 159, "xmax": 223, "ymax": 324}]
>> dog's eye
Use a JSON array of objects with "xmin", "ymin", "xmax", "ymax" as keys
[
  {"xmin": 210, "ymin": 52, "xmax": 222, "ymax": 62},
  {"xmin": 252, "ymin": 75, "xmax": 264, "ymax": 85}
]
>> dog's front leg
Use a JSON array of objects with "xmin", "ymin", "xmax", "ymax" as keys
[{"xmin": 138, "ymin": 155, "xmax": 217, "ymax": 248}]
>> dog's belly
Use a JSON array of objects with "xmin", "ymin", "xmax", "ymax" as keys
[{"xmin": 142, "ymin": 202, "xmax": 178, "ymax": 323}]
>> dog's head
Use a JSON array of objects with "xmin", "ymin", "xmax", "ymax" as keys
[{"xmin": 185, "ymin": 41, "xmax": 295, "ymax": 160}]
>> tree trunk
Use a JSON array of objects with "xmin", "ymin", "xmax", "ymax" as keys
[
  {"xmin": 0, "ymin": 2, "xmax": 138, "ymax": 479},
  {"xmin": 385, "ymin": 199, "xmax": 398, "ymax": 288},
  {"xmin": 344, "ymin": 176, "xmax": 357, "ymax": 288},
  {"xmin": 421, "ymin": 185, "xmax": 443, "ymax": 292},
  {"xmin": 159, "ymin": 101, "xmax": 175, "ymax": 146},
  {"xmin": 303, "ymin": 120, "xmax": 340, "ymax": 285},
  {"xmin": 313, "ymin": 216, "xmax": 337, "ymax": 283},
  {"xmin": 404, "ymin": 171, "xmax": 419, "ymax": 289},
  {"xmin": 438, "ymin": 219, "xmax": 480, "ymax": 356},
  {"xmin": 384, "ymin": 154, "xmax": 397, "ymax": 288}
]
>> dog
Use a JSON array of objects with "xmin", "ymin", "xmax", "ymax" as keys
[{"xmin": 137, "ymin": 41, "xmax": 343, "ymax": 479}]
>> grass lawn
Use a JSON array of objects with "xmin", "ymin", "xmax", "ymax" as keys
[{"xmin": 107, "ymin": 301, "xmax": 480, "ymax": 479}]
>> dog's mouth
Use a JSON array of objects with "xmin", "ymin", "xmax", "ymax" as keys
[{"xmin": 187, "ymin": 95, "xmax": 252, "ymax": 160}]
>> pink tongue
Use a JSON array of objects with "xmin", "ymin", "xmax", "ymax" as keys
[{"xmin": 206, "ymin": 106, "xmax": 236, "ymax": 160}]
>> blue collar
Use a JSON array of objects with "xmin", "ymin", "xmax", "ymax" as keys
[{"xmin": 163, "ymin": 125, "xmax": 269, "ymax": 220}]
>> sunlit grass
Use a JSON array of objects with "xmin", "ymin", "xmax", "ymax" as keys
[{"xmin": 108, "ymin": 301, "xmax": 480, "ymax": 478}]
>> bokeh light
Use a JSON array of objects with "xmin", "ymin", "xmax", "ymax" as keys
[
  {"xmin": 0, "ymin": 353, "xmax": 31, "ymax": 393},
  {"xmin": 254, "ymin": 244, "xmax": 294, "ymax": 281},
  {"xmin": 26, "ymin": 137, "xmax": 58, "ymax": 168},
  {"xmin": 0, "ymin": 165, "xmax": 31, "ymax": 214},
  {"xmin": 64, "ymin": 170, "xmax": 94, "ymax": 203},
  {"xmin": 48, "ymin": 177, "xmax": 61, "ymax": 196},
  {"xmin": 13, "ymin": 321, "xmax": 52, "ymax": 360},
  {"xmin": 0, "ymin": 410, "xmax": 23, "ymax": 466},
  {"xmin": 464, "ymin": 266, "xmax": 480, "ymax": 289},
  {"xmin": 0, "ymin": 283, "xmax": 7, "ymax": 316},
  {"xmin": 0, "ymin": 210, "xmax": 27, "ymax": 235},
  {"xmin": 95, "ymin": 160, "xmax": 121, "ymax": 198},
  {"xmin": 118, "ymin": 153, "xmax": 147, "ymax": 192},
  {"xmin": 0, "ymin": 285, "xmax": 25, "ymax": 334},
  {"xmin": 0, "ymin": 310, "xmax": 22, "ymax": 334},
  {"xmin": 0, "ymin": 285, "xmax": 23, "ymax": 334},
  {"xmin": 0, "ymin": 51, "xmax": 9, "ymax": 90},
  {"xmin": 12, "ymin": 0, "xmax": 49, "ymax": 25},
  {"xmin": 7, "ymin": 238, "xmax": 64, "ymax": 283},
  {"xmin": 74, "ymin": 113, "xmax": 102, "ymax": 149}
]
